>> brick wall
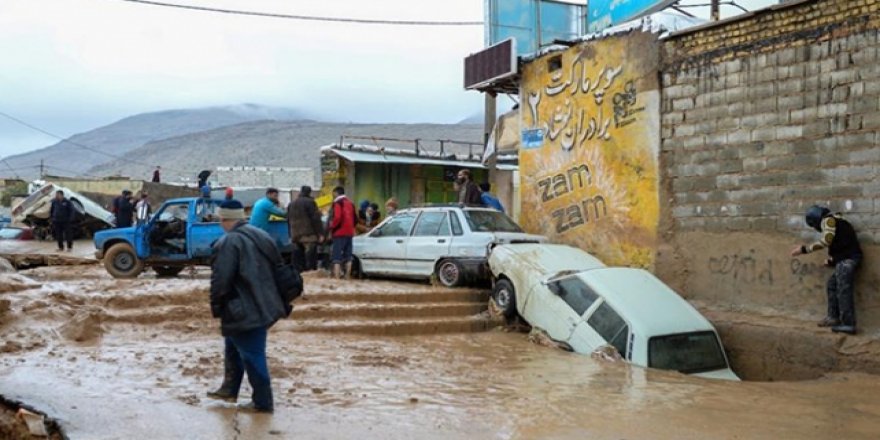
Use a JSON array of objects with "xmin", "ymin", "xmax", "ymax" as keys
[{"xmin": 659, "ymin": 0, "xmax": 880, "ymax": 329}]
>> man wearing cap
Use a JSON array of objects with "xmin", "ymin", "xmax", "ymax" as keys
[
  {"xmin": 791, "ymin": 205, "xmax": 863, "ymax": 335},
  {"xmin": 250, "ymin": 187, "xmax": 286, "ymax": 233},
  {"xmin": 287, "ymin": 185, "xmax": 324, "ymax": 271},
  {"xmin": 208, "ymin": 200, "xmax": 287, "ymax": 413}
]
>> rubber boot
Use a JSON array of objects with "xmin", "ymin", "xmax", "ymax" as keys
[{"xmin": 344, "ymin": 262, "xmax": 353, "ymax": 280}]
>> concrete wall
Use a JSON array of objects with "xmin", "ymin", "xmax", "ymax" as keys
[{"xmin": 659, "ymin": 0, "xmax": 880, "ymax": 330}]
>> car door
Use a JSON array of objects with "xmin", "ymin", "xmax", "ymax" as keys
[
  {"xmin": 188, "ymin": 199, "xmax": 225, "ymax": 258},
  {"xmin": 575, "ymin": 300, "xmax": 630, "ymax": 359},
  {"xmin": 357, "ymin": 211, "xmax": 417, "ymax": 275},
  {"xmin": 536, "ymin": 276, "xmax": 601, "ymax": 349},
  {"xmin": 405, "ymin": 211, "xmax": 453, "ymax": 276}
]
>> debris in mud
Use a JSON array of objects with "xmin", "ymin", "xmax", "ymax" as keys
[
  {"xmin": 0, "ymin": 257, "xmax": 14, "ymax": 273},
  {"xmin": 527, "ymin": 327, "xmax": 568, "ymax": 350},
  {"xmin": 0, "ymin": 299, "xmax": 10, "ymax": 317},
  {"xmin": 177, "ymin": 394, "xmax": 200, "ymax": 406},
  {"xmin": 57, "ymin": 309, "xmax": 105, "ymax": 342},
  {"xmin": 311, "ymin": 388, "xmax": 325, "ymax": 395},
  {"xmin": 0, "ymin": 274, "xmax": 41, "ymax": 294},
  {"xmin": 591, "ymin": 345, "xmax": 624, "ymax": 363},
  {"xmin": 408, "ymin": 397, "xmax": 419, "ymax": 404},
  {"xmin": 0, "ymin": 340, "xmax": 23, "ymax": 354},
  {"xmin": 16, "ymin": 408, "xmax": 48, "ymax": 437}
]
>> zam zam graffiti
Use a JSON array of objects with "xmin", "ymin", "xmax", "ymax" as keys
[
  {"xmin": 537, "ymin": 164, "xmax": 608, "ymax": 234},
  {"xmin": 527, "ymin": 59, "xmax": 645, "ymax": 151}
]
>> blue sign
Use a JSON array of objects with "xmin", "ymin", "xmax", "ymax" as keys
[
  {"xmin": 521, "ymin": 128, "xmax": 545, "ymax": 149},
  {"xmin": 487, "ymin": 0, "xmax": 586, "ymax": 56},
  {"xmin": 587, "ymin": 0, "xmax": 677, "ymax": 32}
]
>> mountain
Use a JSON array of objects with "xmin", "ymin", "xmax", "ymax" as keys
[
  {"xmin": 2, "ymin": 104, "xmax": 307, "ymax": 180},
  {"xmin": 88, "ymin": 120, "xmax": 486, "ymax": 185}
]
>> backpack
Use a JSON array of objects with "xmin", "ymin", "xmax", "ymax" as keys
[{"xmin": 235, "ymin": 228, "xmax": 303, "ymax": 316}]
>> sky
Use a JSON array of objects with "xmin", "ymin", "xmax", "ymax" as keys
[{"xmin": 0, "ymin": 0, "xmax": 777, "ymax": 157}]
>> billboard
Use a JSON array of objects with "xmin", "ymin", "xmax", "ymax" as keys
[
  {"xmin": 464, "ymin": 38, "xmax": 517, "ymax": 90},
  {"xmin": 486, "ymin": 0, "xmax": 586, "ymax": 56},
  {"xmin": 519, "ymin": 31, "xmax": 661, "ymax": 268},
  {"xmin": 587, "ymin": 0, "xmax": 678, "ymax": 32}
]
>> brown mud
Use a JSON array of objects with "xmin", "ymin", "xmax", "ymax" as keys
[{"xmin": 1, "ymin": 264, "xmax": 880, "ymax": 438}]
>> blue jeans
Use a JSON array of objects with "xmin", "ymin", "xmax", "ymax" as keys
[
  {"xmin": 331, "ymin": 236, "xmax": 353, "ymax": 264},
  {"xmin": 223, "ymin": 327, "xmax": 273, "ymax": 411}
]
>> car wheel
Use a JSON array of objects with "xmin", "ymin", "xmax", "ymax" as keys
[
  {"xmin": 492, "ymin": 279, "xmax": 517, "ymax": 318},
  {"xmin": 104, "ymin": 243, "xmax": 144, "ymax": 279},
  {"xmin": 154, "ymin": 265, "xmax": 184, "ymax": 278},
  {"xmin": 436, "ymin": 259, "xmax": 463, "ymax": 287}
]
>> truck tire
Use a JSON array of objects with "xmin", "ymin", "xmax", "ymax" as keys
[
  {"xmin": 154, "ymin": 266, "xmax": 184, "ymax": 278},
  {"xmin": 436, "ymin": 259, "xmax": 464, "ymax": 287},
  {"xmin": 104, "ymin": 243, "xmax": 144, "ymax": 279}
]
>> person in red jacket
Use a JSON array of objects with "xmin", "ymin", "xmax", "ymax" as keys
[{"xmin": 329, "ymin": 186, "xmax": 356, "ymax": 279}]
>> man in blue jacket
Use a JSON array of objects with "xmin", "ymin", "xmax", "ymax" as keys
[
  {"xmin": 479, "ymin": 183, "xmax": 505, "ymax": 213},
  {"xmin": 49, "ymin": 190, "xmax": 76, "ymax": 251},
  {"xmin": 249, "ymin": 187, "xmax": 286, "ymax": 233},
  {"xmin": 208, "ymin": 200, "xmax": 287, "ymax": 413}
]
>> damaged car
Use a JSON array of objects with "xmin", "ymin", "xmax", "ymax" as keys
[
  {"xmin": 11, "ymin": 182, "xmax": 114, "ymax": 239},
  {"xmin": 488, "ymin": 244, "xmax": 740, "ymax": 381}
]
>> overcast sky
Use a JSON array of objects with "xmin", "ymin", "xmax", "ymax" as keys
[{"xmin": 0, "ymin": 0, "xmax": 776, "ymax": 157}]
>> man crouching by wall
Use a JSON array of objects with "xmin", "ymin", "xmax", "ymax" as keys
[
  {"xmin": 790, "ymin": 205, "xmax": 863, "ymax": 335},
  {"xmin": 209, "ymin": 200, "xmax": 287, "ymax": 413}
]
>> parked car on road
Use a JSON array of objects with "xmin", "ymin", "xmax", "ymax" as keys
[
  {"xmin": 488, "ymin": 244, "xmax": 740, "ymax": 381},
  {"xmin": 353, "ymin": 205, "xmax": 545, "ymax": 287}
]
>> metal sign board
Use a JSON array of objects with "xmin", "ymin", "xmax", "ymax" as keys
[
  {"xmin": 486, "ymin": 0, "xmax": 586, "ymax": 56},
  {"xmin": 587, "ymin": 0, "xmax": 678, "ymax": 32},
  {"xmin": 464, "ymin": 38, "xmax": 517, "ymax": 90}
]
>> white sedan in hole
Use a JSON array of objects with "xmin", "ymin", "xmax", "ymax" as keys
[{"xmin": 488, "ymin": 243, "xmax": 740, "ymax": 381}]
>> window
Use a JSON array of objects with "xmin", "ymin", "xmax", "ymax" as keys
[
  {"xmin": 587, "ymin": 302, "xmax": 629, "ymax": 356},
  {"xmin": 158, "ymin": 203, "xmax": 188, "ymax": 222},
  {"xmin": 376, "ymin": 213, "xmax": 416, "ymax": 237},
  {"xmin": 413, "ymin": 212, "xmax": 451, "ymax": 236},
  {"xmin": 464, "ymin": 210, "xmax": 523, "ymax": 233},
  {"xmin": 548, "ymin": 277, "xmax": 598, "ymax": 316},
  {"xmin": 450, "ymin": 212, "xmax": 464, "ymax": 236},
  {"xmin": 195, "ymin": 200, "xmax": 219, "ymax": 223},
  {"xmin": 649, "ymin": 331, "xmax": 728, "ymax": 374}
]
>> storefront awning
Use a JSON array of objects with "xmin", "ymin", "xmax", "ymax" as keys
[{"xmin": 329, "ymin": 149, "xmax": 517, "ymax": 170}]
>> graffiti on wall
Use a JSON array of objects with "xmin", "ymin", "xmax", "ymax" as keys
[{"xmin": 519, "ymin": 32, "xmax": 660, "ymax": 267}]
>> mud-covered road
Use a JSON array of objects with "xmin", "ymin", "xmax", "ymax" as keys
[{"xmin": 2, "ymin": 265, "xmax": 880, "ymax": 439}]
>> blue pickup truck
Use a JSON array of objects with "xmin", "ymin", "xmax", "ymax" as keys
[{"xmin": 94, "ymin": 197, "xmax": 290, "ymax": 278}]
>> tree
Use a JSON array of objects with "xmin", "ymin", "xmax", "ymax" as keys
[{"xmin": 1, "ymin": 181, "xmax": 28, "ymax": 207}]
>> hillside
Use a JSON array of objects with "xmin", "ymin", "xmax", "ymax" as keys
[
  {"xmin": 89, "ymin": 120, "xmax": 485, "ymax": 185},
  {"xmin": 3, "ymin": 104, "xmax": 307, "ymax": 180}
]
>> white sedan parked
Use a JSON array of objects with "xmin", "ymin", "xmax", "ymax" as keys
[
  {"xmin": 488, "ymin": 244, "xmax": 740, "ymax": 380},
  {"xmin": 353, "ymin": 206, "xmax": 545, "ymax": 286}
]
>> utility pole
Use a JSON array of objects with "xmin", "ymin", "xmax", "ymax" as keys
[
  {"xmin": 710, "ymin": 0, "xmax": 721, "ymax": 21},
  {"xmin": 39, "ymin": 159, "xmax": 45, "ymax": 178}
]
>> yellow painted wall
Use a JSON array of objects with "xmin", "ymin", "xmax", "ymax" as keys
[{"xmin": 519, "ymin": 32, "xmax": 660, "ymax": 268}]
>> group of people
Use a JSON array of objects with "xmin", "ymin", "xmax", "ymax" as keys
[
  {"xmin": 454, "ymin": 169, "xmax": 504, "ymax": 212},
  {"xmin": 111, "ymin": 189, "xmax": 152, "ymax": 228}
]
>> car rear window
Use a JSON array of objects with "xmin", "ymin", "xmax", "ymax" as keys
[
  {"xmin": 464, "ymin": 210, "xmax": 523, "ymax": 233},
  {"xmin": 648, "ymin": 331, "xmax": 728, "ymax": 374},
  {"xmin": 587, "ymin": 302, "xmax": 629, "ymax": 356}
]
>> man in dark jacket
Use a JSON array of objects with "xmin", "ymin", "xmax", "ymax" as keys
[
  {"xmin": 287, "ymin": 186, "xmax": 324, "ymax": 272},
  {"xmin": 791, "ymin": 205, "xmax": 863, "ymax": 335},
  {"xmin": 114, "ymin": 190, "xmax": 134, "ymax": 228},
  {"xmin": 50, "ymin": 190, "xmax": 75, "ymax": 251},
  {"xmin": 208, "ymin": 200, "xmax": 287, "ymax": 413},
  {"xmin": 456, "ymin": 169, "xmax": 482, "ymax": 206}
]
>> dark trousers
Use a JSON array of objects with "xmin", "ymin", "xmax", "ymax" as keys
[
  {"xmin": 53, "ymin": 222, "xmax": 73, "ymax": 249},
  {"xmin": 827, "ymin": 259, "xmax": 859, "ymax": 327},
  {"xmin": 220, "ymin": 327, "xmax": 273, "ymax": 411},
  {"xmin": 293, "ymin": 241, "xmax": 318, "ymax": 272}
]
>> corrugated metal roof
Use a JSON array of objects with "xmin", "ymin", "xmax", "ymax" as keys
[{"xmin": 328, "ymin": 149, "xmax": 517, "ymax": 171}]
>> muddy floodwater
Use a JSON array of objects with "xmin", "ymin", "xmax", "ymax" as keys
[{"xmin": 1, "ymin": 265, "xmax": 880, "ymax": 439}]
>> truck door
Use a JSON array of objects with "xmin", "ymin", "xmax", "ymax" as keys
[{"xmin": 188, "ymin": 199, "xmax": 224, "ymax": 258}]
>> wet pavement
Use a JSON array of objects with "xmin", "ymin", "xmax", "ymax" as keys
[{"xmin": 2, "ymin": 265, "xmax": 880, "ymax": 439}]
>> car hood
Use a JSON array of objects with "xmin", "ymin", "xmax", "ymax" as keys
[{"xmin": 691, "ymin": 368, "xmax": 741, "ymax": 381}]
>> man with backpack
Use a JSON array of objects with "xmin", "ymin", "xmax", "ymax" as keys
[
  {"xmin": 207, "ymin": 199, "xmax": 290, "ymax": 413},
  {"xmin": 328, "ymin": 186, "xmax": 357, "ymax": 279},
  {"xmin": 790, "ymin": 205, "xmax": 863, "ymax": 335}
]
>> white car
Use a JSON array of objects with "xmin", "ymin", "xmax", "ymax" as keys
[
  {"xmin": 353, "ymin": 206, "xmax": 545, "ymax": 287},
  {"xmin": 488, "ymin": 244, "xmax": 740, "ymax": 381}
]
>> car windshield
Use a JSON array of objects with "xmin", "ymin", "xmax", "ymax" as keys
[
  {"xmin": 649, "ymin": 331, "xmax": 728, "ymax": 374},
  {"xmin": 464, "ymin": 210, "xmax": 523, "ymax": 233}
]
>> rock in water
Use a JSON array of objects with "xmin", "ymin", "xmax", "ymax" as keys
[
  {"xmin": 591, "ymin": 344, "xmax": 624, "ymax": 363},
  {"xmin": 58, "ymin": 309, "xmax": 105, "ymax": 342}
]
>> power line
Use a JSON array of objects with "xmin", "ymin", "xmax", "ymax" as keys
[
  {"xmin": 116, "ymin": 0, "xmax": 483, "ymax": 26},
  {"xmin": 0, "ymin": 110, "xmax": 186, "ymax": 175},
  {"xmin": 1, "ymin": 158, "xmax": 22, "ymax": 179}
]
